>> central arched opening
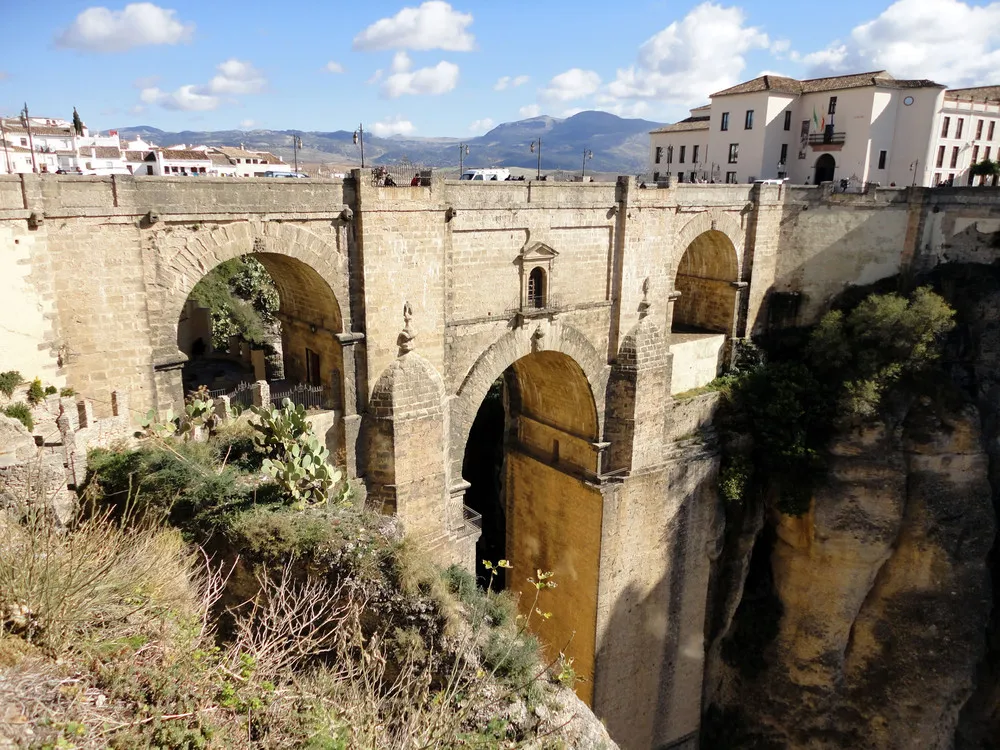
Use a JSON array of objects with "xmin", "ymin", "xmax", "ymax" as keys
[
  {"xmin": 815, "ymin": 153, "xmax": 836, "ymax": 183},
  {"xmin": 460, "ymin": 349, "xmax": 603, "ymax": 705},
  {"xmin": 670, "ymin": 229, "xmax": 739, "ymax": 393},
  {"xmin": 177, "ymin": 252, "xmax": 346, "ymax": 451}
]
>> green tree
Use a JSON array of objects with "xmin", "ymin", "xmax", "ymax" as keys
[
  {"xmin": 970, "ymin": 158, "xmax": 999, "ymax": 186},
  {"xmin": 189, "ymin": 257, "xmax": 279, "ymax": 349},
  {"xmin": 72, "ymin": 107, "xmax": 83, "ymax": 136}
]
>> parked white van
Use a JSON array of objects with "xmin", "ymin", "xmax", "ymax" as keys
[{"xmin": 459, "ymin": 168, "xmax": 511, "ymax": 181}]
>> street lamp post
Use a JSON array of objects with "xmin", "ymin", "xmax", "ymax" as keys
[
  {"xmin": 529, "ymin": 138, "xmax": 542, "ymax": 180},
  {"xmin": 353, "ymin": 124, "xmax": 365, "ymax": 169},
  {"xmin": 293, "ymin": 135, "xmax": 302, "ymax": 174},
  {"xmin": 21, "ymin": 103, "xmax": 37, "ymax": 174},
  {"xmin": 459, "ymin": 143, "xmax": 470, "ymax": 175},
  {"xmin": 910, "ymin": 159, "xmax": 920, "ymax": 186},
  {"xmin": 582, "ymin": 148, "xmax": 593, "ymax": 179}
]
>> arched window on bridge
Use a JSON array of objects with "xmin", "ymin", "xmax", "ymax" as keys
[{"xmin": 527, "ymin": 267, "xmax": 546, "ymax": 309}]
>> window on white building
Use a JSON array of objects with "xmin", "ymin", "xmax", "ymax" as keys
[
  {"xmin": 725, "ymin": 171, "xmax": 737, "ymax": 183},
  {"xmin": 779, "ymin": 144, "xmax": 788, "ymax": 164},
  {"xmin": 655, "ymin": 146, "xmax": 662, "ymax": 164},
  {"xmin": 977, "ymin": 120, "xmax": 984, "ymax": 139},
  {"xmin": 956, "ymin": 118, "xmax": 964, "ymax": 139},
  {"xmin": 744, "ymin": 110, "xmax": 754, "ymax": 129},
  {"xmin": 878, "ymin": 150, "xmax": 887, "ymax": 169},
  {"xmin": 828, "ymin": 97, "xmax": 837, "ymax": 115},
  {"xmin": 989, "ymin": 122, "xmax": 996, "ymax": 141},
  {"xmin": 936, "ymin": 145, "xmax": 945, "ymax": 168},
  {"xmin": 972, "ymin": 145, "xmax": 980, "ymax": 164},
  {"xmin": 728, "ymin": 143, "xmax": 739, "ymax": 163},
  {"xmin": 679, "ymin": 145, "xmax": 686, "ymax": 163},
  {"xmin": 721, "ymin": 112, "xmax": 729, "ymax": 131},
  {"xmin": 941, "ymin": 117, "xmax": 950, "ymax": 138},
  {"xmin": 783, "ymin": 111, "xmax": 791, "ymax": 131},
  {"xmin": 951, "ymin": 146, "xmax": 960, "ymax": 168},
  {"xmin": 692, "ymin": 145, "xmax": 700, "ymax": 164}
]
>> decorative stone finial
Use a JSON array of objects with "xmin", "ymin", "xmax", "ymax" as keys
[
  {"xmin": 638, "ymin": 277, "xmax": 652, "ymax": 319},
  {"xmin": 398, "ymin": 301, "xmax": 416, "ymax": 355}
]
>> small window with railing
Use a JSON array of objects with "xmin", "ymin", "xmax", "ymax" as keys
[{"xmin": 527, "ymin": 267, "xmax": 546, "ymax": 309}]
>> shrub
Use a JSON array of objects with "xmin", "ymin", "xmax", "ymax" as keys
[
  {"xmin": 26, "ymin": 378, "xmax": 45, "ymax": 405},
  {"xmin": 82, "ymin": 441, "xmax": 256, "ymax": 537},
  {"xmin": 43, "ymin": 385, "xmax": 57, "ymax": 396},
  {"xmin": 213, "ymin": 417, "xmax": 264, "ymax": 472},
  {"xmin": 0, "ymin": 370, "xmax": 22, "ymax": 397},
  {"xmin": 251, "ymin": 399, "xmax": 345, "ymax": 509},
  {"xmin": 3, "ymin": 402, "xmax": 33, "ymax": 431},
  {"xmin": 59, "ymin": 386, "xmax": 75, "ymax": 397},
  {"xmin": 0, "ymin": 507, "xmax": 205, "ymax": 653}
]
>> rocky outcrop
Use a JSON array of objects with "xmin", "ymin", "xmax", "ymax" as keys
[{"xmin": 707, "ymin": 403, "xmax": 995, "ymax": 749}]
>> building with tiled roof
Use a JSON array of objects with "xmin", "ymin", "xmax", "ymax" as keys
[
  {"xmin": 207, "ymin": 146, "xmax": 290, "ymax": 177},
  {"xmin": 649, "ymin": 69, "xmax": 1000, "ymax": 188},
  {"xmin": 1, "ymin": 114, "xmax": 129, "ymax": 175}
]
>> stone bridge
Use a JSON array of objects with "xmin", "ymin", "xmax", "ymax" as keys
[{"xmin": 2, "ymin": 172, "xmax": 998, "ymax": 749}]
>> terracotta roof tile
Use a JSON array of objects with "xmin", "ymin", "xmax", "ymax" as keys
[
  {"xmin": 125, "ymin": 150, "xmax": 151, "ymax": 161},
  {"xmin": 161, "ymin": 149, "xmax": 212, "ymax": 161},
  {"xmin": 947, "ymin": 85, "xmax": 1000, "ymax": 101},
  {"xmin": 711, "ymin": 71, "xmax": 943, "ymax": 98},
  {"xmin": 93, "ymin": 146, "xmax": 121, "ymax": 159},
  {"xmin": 650, "ymin": 116, "xmax": 711, "ymax": 134}
]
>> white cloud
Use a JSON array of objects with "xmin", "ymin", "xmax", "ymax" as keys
[
  {"xmin": 371, "ymin": 115, "xmax": 416, "ymax": 137},
  {"xmin": 207, "ymin": 59, "xmax": 266, "ymax": 95},
  {"xmin": 353, "ymin": 1, "xmax": 474, "ymax": 51},
  {"xmin": 381, "ymin": 53, "xmax": 459, "ymax": 97},
  {"xmin": 793, "ymin": 0, "xmax": 1000, "ymax": 87},
  {"xmin": 367, "ymin": 69, "xmax": 384, "ymax": 84},
  {"xmin": 140, "ymin": 85, "xmax": 218, "ymax": 111},
  {"xmin": 519, "ymin": 104, "xmax": 541, "ymax": 118},
  {"xmin": 56, "ymin": 2, "xmax": 194, "ymax": 52},
  {"xmin": 494, "ymin": 74, "xmax": 529, "ymax": 91},
  {"xmin": 324, "ymin": 61, "xmax": 344, "ymax": 74},
  {"xmin": 469, "ymin": 117, "xmax": 494, "ymax": 133},
  {"xmin": 138, "ymin": 59, "xmax": 266, "ymax": 111},
  {"xmin": 240, "ymin": 119, "xmax": 255, "ymax": 129},
  {"xmin": 603, "ymin": 2, "xmax": 768, "ymax": 107},
  {"xmin": 541, "ymin": 68, "xmax": 601, "ymax": 101}
]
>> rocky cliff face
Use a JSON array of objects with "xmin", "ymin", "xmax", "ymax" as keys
[{"xmin": 703, "ymin": 266, "xmax": 1000, "ymax": 749}]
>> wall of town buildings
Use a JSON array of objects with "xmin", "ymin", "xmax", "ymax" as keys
[{"xmin": 2, "ymin": 172, "xmax": 999, "ymax": 750}]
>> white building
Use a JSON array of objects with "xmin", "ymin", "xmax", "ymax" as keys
[
  {"xmin": 650, "ymin": 71, "xmax": 1000, "ymax": 187},
  {"xmin": 931, "ymin": 86, "xmax": 1000, "ymax": 186},
  {"xmin": 210, "ymin": 146, "xmax": 290, "ymax": 177},
  {"xmin": 0, "ymin": 115, "xmax": 128, "ymax": 175}
]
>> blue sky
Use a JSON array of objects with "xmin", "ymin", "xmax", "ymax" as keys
[{"xmin": 1, "ymin": 0, "xmax": 998, "ymax": 136}]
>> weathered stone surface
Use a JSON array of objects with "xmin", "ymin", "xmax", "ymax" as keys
[{"xmin": 708, "ymin": 404, "xmax": 994, "ymax": 750}]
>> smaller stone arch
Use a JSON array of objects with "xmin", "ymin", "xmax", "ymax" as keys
[{"xmin": 672, "ymin": 210, "xmax": 744, "ymax": 275}]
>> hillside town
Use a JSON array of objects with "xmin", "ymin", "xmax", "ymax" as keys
[{"xmin": 0, "ymin": 111, "xmax": 293, "ymax": 176}]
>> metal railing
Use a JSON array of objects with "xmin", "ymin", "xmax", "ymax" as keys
[
  {"xmin": 370, "ymin": 165, "xmax": 430, "ymax": 187},
  {"xmin": 463, "ymin": 505, "xmax": 482, "ymax": 530},
  {"xmin": 808, "ymin": 131, "xmax": 846, "ymax": 145},
  {"xmin": 227, "ymin": 382, "xmax": 254, "ymax": 410},
  {"xmin": 269, "ymin": 382, "xmax": 334, "ymax": 410}
]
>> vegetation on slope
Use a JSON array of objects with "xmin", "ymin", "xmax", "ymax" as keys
[
  {"xmin": 712, "ymin": 286, "xmax": 955, "ymax": 516},
  {"xmin": 189, "ymin": 257, "xmax": 279, "ymax": 350},
  {"xmin": 0, "ymin": 406, "xmax": 586, "ymax": 749}
]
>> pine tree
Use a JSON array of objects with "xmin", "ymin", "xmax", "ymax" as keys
[{"xmin": 72, "ymin": 107, "xmax": 83, "ymax": 136}]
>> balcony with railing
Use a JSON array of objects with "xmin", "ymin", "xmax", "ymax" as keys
[{"xmin": 808, "ymin": 131, "xmax": 846, "ymax": 146}]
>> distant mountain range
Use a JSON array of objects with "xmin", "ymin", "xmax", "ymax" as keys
[{"xmin": 115, "ymin": 111, "xmax": 663, "ymax": 174}]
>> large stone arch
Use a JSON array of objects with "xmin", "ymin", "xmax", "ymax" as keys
[
  {"xmin": 148, "ymin": 221, "xmax": 351, "ymax": 412},
  {"xmin": 449, "ymin": 321, "xmax": 609, "ymax": 476}
]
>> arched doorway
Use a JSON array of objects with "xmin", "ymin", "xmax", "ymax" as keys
[
  {"xmin": 815, "ymin": 153, "xmax": 836, "ymax": 183},
  {"xmin": 460, "ymin": 348, "xmax": 603, "ymax": 706},
  {"xmin": 177, "ymin": 252, "xmax": 346, "ymax": 452},
  {"xmin": 670, "ymin": 229, "xmax": 740, "ymax": 392}
]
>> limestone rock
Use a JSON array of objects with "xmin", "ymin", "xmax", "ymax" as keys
[{"xmin": 708, "ymin": 403, "xmax": 994, "ymax": 750}]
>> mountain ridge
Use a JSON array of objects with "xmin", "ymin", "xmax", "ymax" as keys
[{"xmin": 114, "ymin": 110, "xmax": 662, "ymax": 173}]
